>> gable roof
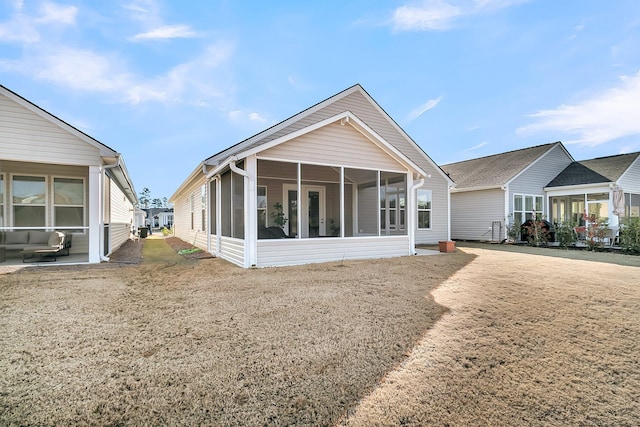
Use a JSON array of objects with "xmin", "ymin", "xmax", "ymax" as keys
[
  {"xmin": 214, "ymin": 84, "xmax": 450, "ymax": 181},
  {"xmin": 546, "ymin": 152, "xmax": 640, "ymax": 187},
  {"xmin": 172, "ymin": 84, "xmax": 453, "ymax": 199},
  {"xmin": 0, "ymin": 85, "xmax": 137, "ymax": 204},
  {"xmin": 441, "ymin": 142, "xmax": 566, "ymax": 190}
]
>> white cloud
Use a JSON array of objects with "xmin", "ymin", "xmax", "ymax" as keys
[
  {"xmin": 228, "ymin": 110, "xmax": 268, "ymax": 125},
  {"xmin": 392, "ymin": 1, "xmax": 461, "ymax": 31},
  {"xmin": 132, "ymin": 24, "xmax": 201, "ymax": 41},
  {"xmin": 517, "ymin": 71, "xmax": 640, "ymax": 147},
  {"xmin": 391, "ymin": 0, "xmax": 529, "ymax": 31},
  {"xmin": 465, "ymin": 141, "xmax": 488, "ymax": 151},
  {"xmin": 406, "ymin": 96, "xmax": 443, "ymax": 121},
  {"xmin": 0, "ymin": 1, "xmax": 77, "ymax": 43},
  {"xmin": 36, "ymin": 2, "xmax": 77, "ymax": 25}
]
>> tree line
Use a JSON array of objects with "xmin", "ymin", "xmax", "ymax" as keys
[{"xmin": 138, "ymin": 187, "xmax": 171, "ymax": 209}]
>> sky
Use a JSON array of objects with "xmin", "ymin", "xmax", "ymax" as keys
[{"xmin": 1, "ymin": 0, "xmax": 640, "ymax": 202}]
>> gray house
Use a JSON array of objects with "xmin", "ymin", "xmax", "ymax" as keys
[
  {"xmin": 441, "ymin": 142, "xmax": 573, "ymax": 241},
  {"xmin": 170, "ymin": 84, "xmax": 453, "ymax": 267}
]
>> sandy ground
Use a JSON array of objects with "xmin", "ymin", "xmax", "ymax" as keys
[
  {"xmin": 1, "ymin": 238, "xmax": 639, "ymax": 425},
  {"xmin": 341, "ymin": 247, "xmax": 640, "ymax": 426}
]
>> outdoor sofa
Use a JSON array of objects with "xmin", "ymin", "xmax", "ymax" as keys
[{"xmin": 0, "ymin": 230, "xmax": 72, "ymax": 262}]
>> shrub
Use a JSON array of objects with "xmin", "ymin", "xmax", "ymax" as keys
[
  {"xmin": 619, "ymin": 217, "xmax": 640, "ymax": 254},
  {"xmin": 554, "ymin": 220, "xmax": 578, "ymax": 248}
]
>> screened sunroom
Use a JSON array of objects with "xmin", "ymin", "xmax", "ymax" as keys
[{"xmin": 207, "ymin": 156, "xmax": 419, "ymax": 268}]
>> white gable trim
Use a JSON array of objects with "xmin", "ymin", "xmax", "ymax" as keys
[
  {"xmin": 505, "ymin": 142, "xmax": 570, "ymax": 186},
  {"xmin": 0, "ymin": 85, "xmax": 117, "ymax": 158},
  {"xmin": 237, "ymin": 111, "xmax": 428, "ymax": 177}
]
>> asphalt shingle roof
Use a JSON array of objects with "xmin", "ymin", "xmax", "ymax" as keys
[
  {"xmin": 441, "ymin": 142, "xmax": 561, "ymax": 190},
  {"xmin": 546, "ymin": 152, "xmax": 640, "ymax": 187}
]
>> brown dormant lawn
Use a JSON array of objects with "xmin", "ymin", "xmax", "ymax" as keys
[{"xmin": 2, "ymin": 239, "xmax": 639, "ymax": 425}]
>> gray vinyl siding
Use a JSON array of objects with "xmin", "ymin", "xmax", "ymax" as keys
[
  {"xmin": 172, "ymin": 176, "xmax": 208, "ymax": 249},
  {"xmin": 618, "ymin": 157, "xmax": 640, "ymax": 194},
  {"xmin": 509, "ymin": 144, "xmax": 573, "ymax": 216},
  {"xmin": 450, "ymin": 189, "xmax": 505, "ymax": 241},
  {"xmin": 261, "ymin": 122, "xmax": 403, "ymax": 171},
  {"xmin": 414, "ymin": 181, "xmax": 449, "ymax": 244},
  {"xmin": 0, "ymin": 93, "xmax": 101, "ymax": 166},
  {"xmin": 107, "ymin": 179, "xmax": 134, "ymax": 255},
  {"xmin": 109, "ymin": 222, "xmax": 131, "ymax": 255},
  {"xmin": 256, "ymin": 236, "xmax": 410, "ymax": 267}
]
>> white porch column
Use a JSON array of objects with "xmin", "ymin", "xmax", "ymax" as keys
[
  {"xmin": 245, "ymin": 155, "xmax": 258, "ymax": 267},
  {"xmin": 88, "ymin": 165, "xmax": 102, "ymax": 263}
]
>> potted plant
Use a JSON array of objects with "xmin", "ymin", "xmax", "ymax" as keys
[{"xmin": 271, "ymin": 202, "xmax": 288, "ymax": 228}]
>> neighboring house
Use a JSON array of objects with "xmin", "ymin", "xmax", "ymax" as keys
[
  {"xmin": 545, "ymin": 152, "xmax": 640, "ymax": 229},
  {"xmin": 170, "ymin": 84, "xmax": 453, "ymax": 268},
  {"xmin": 441, "ymin": 142, "xmax": 573, "ymax": 241},
  {"xmin": 143, "ymin": 207, "xmax": 174, "ymax": 229},
  {"xmin": 0, "ymin": 85, "xmax": 137, "ymax": 263}
]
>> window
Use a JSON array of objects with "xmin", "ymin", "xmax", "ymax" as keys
[
  {"xmin": 257, "ymin": 186, "xmax": 267, "ymax": 229},
  {"xmin": 380, "ymin": 172, "xmax": 406, "ymax": 234},
  {"xmin": 626, "ymin": 193, "xmax": 640, "ymax": 217},
  {"xmin": 12, "ymin": 175, "xmax": 46, "ymax": 227},
  {"xmin": 53, "ymin": 177, "xmax": 84, "ymax": 231},
  {"xmin": 513, "ymin": 193, "xmax": 543, "ymax": 226},
  {"xmin": 209, "ymin": 179, "xmax": 217, "ymax": 233},
  {"xmin": 587, "ymin": 192, "xmax": 608, "ymax": 221},
  {"xmin": 417, "ymin": 189, "xmax": 432, "ymax": 229},
  {"xmin": 201, "ymin": 184, "xmax": 206, "ymax": 231}
]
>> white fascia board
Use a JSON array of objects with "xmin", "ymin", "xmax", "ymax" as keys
[
  {"xmin": 544, "ymin": 182, "xmax": 611, "ymax": 193},
  {"xmin": 235, "ymin": 111, "xmax": 428, "ymax": 177},
  {"xmin": 450, "ymin": 185, "xmax": 505, "ymax": 193}
]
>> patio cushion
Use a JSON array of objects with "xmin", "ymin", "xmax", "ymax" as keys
[
  {"xmin": 267, "ymin": 227, "xmax": 289, "ymax": 238},
  {"xmin": 5, "ymin": 231, "xmax": 29, "ymax": 244},
  {"xmin": 29, "ymin": 230, "xmax": 51, "ymax": 245},
  {"xmin": 48, "ymin": 232, "xmax": 65, "ymax": 247}
]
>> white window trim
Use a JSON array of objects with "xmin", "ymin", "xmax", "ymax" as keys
[
  {"xmin": 52, "ymin": 175, "xmax": 86, "ymax": 232},
  {"xmin": 10, "ymin": 173, "xmax": 48, "ymax": 228},
  {"xmin": 417, "ymin": 189, "xmax": 432, "ymax": 230},
  {"xmin": 513, "ymin": 193, "xmax": 544, "ymax": 223}
]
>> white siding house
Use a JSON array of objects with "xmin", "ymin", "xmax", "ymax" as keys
[
  {"xmin": 442, "ymin": 142, "xmax": 574, "ymax": 241},
  {"xmin": 171, "ymin": 84, "xmax": 453, "ymax": 268},
  {"xmin": 0, "ymin": 85, "xmax": 137, "ymax": 263}
]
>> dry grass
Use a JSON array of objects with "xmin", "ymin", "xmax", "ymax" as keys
[
  {"xmin": 341, "ymin": 247, "xmax": 640, "ymax": 426},
  {"xmin": 0, "ymin": 241, "xmax": 472, "ymax": 426}
]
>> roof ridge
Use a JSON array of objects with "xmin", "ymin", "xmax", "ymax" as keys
[{"xmin": 442, "ymin": 141, "xmax": 560, "ymax": 166}]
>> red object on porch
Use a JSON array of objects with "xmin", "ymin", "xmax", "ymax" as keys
[{"xmin": 438, "ymin": 241, "xmax": 456, "ymax": 253}]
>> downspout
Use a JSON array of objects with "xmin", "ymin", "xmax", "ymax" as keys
[
  {"xmin": 229, "ymin": 157, "xmax": 255, "ymax": 267},
  {"xmin": 100, "ymin": 154, "xmax": 121, "ymax": 262},
  {"xmin": 409, "ymin": 176, "xmax": 425, "ymax": 254},
  {"xmin": 212, "ymin": 174, "xmax": 222, "ymax": 257}
]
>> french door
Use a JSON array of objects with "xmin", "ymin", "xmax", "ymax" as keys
[{"xmin": 284, "ymin": 185, "xmax": 326, "ymax": 238}]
